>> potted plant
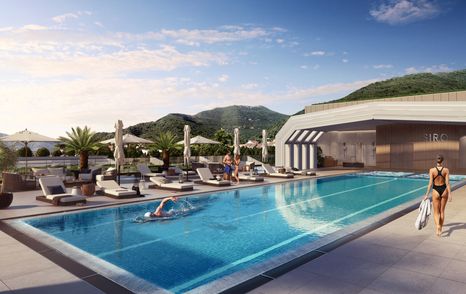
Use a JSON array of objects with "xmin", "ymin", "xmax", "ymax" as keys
[{"xmin": 0, "ymin": 142, "xmax": 17, "ymax": 208}]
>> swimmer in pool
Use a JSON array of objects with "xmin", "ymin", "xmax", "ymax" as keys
[{"xmin": 149, "ymin": 196, "xmax": 178, "ymax": 217}]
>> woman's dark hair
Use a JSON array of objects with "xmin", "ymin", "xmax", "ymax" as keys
[{"xmin": 436, "ymin": 154, "xmax": 444, "ymax": 164}]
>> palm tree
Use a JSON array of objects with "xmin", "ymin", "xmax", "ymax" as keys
[
  {"xmin": 59, "ymin": 126, "xmax": 99, "ymax": 171},
  {"xmin": 153, "ymin": 132, "xmax": 177, "ymax": 170}
]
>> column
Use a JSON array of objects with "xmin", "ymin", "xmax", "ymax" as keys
[
  {"xmin": 294, "ymin": 144, "xmax": 302, "ymax": 169},
  {"xmin": 302, "ymin": 144, "xmax": 310, "ymax": 170},
  {"xmin": 285, "ymin": 143, "xmax": 293, "ymax": 168},
  {"xmin": 309, "ymin": 144, "xmax": 317, "ymax": 169}
]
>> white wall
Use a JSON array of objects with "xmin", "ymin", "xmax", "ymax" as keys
[{"xmin": 318, "ymin": 131, "xmax": 376, "ymax": 166}]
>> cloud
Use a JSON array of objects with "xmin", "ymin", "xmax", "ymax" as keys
[
  {"xmin": 305, "ymin": 50, "xmax": 326, "ymax": 56},
  {"xmin": 405, "ymin": 64, "xmax": 451, "ymax": 74},
  {"xmin": 373, "ymin": 64, "xmax": 393, "ymax": 69},
  {"xmin": 276, "ymin": 38, "xmax": 284, "ymax": 44},
  {"xmin": 158, "ymin": 27, "xmax": 271, "ymax": 46},
  {"xmin": 0, "ymin": 45, "xmax": 227, "ymax": 78},
  {"xmin": 52, "ymin": 11, "xmax": 92, "ymax": 24},
  {"xmin": 370, "ymin": 0, "xmax": 440, "ymax": 25},
  {"xmin": 19, "ymin": 24, "xmax": 48, "ymax": 31},
  {"xmin": 300, "ymin": 65, "xmax": 308, "ymax": 69},
  {"xmin": 342, "ymin": 59, "xmax": 349, "ymax": 63},
  {"xmin": 218, "ymin": 74, "xmax": 229, "ymax": 82}
]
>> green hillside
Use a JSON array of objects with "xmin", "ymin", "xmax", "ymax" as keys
[
  {"xmin": 97, "ymin": 105, "xmax": 289, "ymax": 142},
  {"xmin": 332, "ymin": 69, "xmax": 466, "ymax": 103}
]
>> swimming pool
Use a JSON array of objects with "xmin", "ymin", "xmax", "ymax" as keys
[{"xmin": 13, "ymin": 174, "xmax": 460, "ymax": 293}]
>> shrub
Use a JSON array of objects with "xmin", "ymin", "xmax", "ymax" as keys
[
  {"xmin": 0, "ymin": 142, "xmax": 17, "ymax": 171},
  {"xmin": 35, "ymin": 147, "xmax": 50, "ymax": 157},
  {"xmin": 52, "ymin": 148, "xmax": 62, "ymax": 156},
  {"xmin": 16, "ymin": 146, "xmax": 33, "ymax": 157}
]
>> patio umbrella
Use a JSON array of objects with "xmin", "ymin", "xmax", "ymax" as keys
[
  {"xmin": 0, "ymin": 129, "xmax": 59, "ymax": 170},
  {"xmin": 262, "ymin": 129, "xmax": 268, "ymax": 163},
  {"xmin": 233, "ymin": 128, "xmax": 240, "ymax": 156},
  {"xmin": 183, "ymin": 125, "xmax": 191, "ymax": 180},
  {"xmin": 176, "ymin": 135, "xmax": 220, "ymax": 145},
  {"xmin": 100, "ymin": 133, "xmax": 153, "ymax": 145},
  {"xmin": 114, "ymin": 120, "xmax": 125, "ymax": 184}
]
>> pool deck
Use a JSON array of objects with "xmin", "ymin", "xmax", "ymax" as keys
[
  {"xmin": 250, "ymin": 185, "xmax": 466, "ymax": 294},
  {"xmin": 0, "ymin": 169, "xmax": 464, "ymax": 293}
]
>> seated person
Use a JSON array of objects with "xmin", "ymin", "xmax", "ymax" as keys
[{"xmin": 147, "ymin": 196, "xmax": 178, "ymax": 217}]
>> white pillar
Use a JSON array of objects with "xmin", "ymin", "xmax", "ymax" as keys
[
  {"xmin": 294, "ymin": 144, "xmax": 302, "ymax": 169},
  {"xmin": 285, "ymin": 144, "xmax": 293, "ymax": 168},
  {"xmin": 303, "ymin": 144, "xmax": 310, "ymax": 169},
  {"xmin": 309, "ymin": 144, "xmax": 317, "ymax": 169}
]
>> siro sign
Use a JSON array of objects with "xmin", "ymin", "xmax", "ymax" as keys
[{"xmin": 424, "ymin": 133, "xmax": 448, "ymax": 142}]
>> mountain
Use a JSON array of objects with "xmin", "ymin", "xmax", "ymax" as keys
[
  {"xmin": 0, "ymin": 133, "xmax": 6, "ymax": 137},
  {"xmin": 331, "ymin": 69, "xmax": 466, "ymax": 103},
  {"xmin": 97, "ymin": 105, "xmax": 289, "ymax": 142}
]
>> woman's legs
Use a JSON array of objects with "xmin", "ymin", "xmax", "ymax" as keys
[
  {"xmin": 439, "ymin": 191, "xmax": 449, "ymax": 235},
  {"xmin": 432, "ymin": 190, "xmax": 441, "ymax": 236}
]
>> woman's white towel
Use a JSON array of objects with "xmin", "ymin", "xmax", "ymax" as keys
[{"xmin": 415, "ymin": 199, "xmax": 431, "ymax": 230}]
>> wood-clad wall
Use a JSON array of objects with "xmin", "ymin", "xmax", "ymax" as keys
[{"xmin": 376, "ymin": 123, "xmax": 466, "ymax": 173}]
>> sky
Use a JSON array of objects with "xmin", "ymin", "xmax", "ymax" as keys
[{"xmin": 1, "ymin": 0, "xmax": 465, "ymax": 137}]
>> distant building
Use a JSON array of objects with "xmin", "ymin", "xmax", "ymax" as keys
[{"xmin": 275, "ymin": 90, "xmax": 466, "ymax": 173}]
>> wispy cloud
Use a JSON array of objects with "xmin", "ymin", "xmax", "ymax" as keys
[
  {"xmin": 370, "ymin": 0, "xmax": 440, "ymax": 25},
  {"xmin": 52, "ymin": 11, "xmax": 92, "ymax": 24},
  {"xmin": 218, "ymin": 74, "xmax": 229, "ymax": 82},
  {"xmin": 373, "ymin": 64, "xmax": 393, "ymax": 69},
  {"xmin": 405, "ymin": 64, "xmax": 451, "ymax": 74},
  {"xmin": 305, "ymin": 50, "xmax": 327, "ymax": 56},
  {"xmin": 342, "ymin": 59, "xmax": 349, "ymax": 63}
]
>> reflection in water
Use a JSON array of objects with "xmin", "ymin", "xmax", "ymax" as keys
[
  {"xmin": 114, "ymin": 207, "xmax": 124, "ymax": 256},
  {"xmin": 275, "ymin": 180, "xmax": 341, "ymax": 234}
]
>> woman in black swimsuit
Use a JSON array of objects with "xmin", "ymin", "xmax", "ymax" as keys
[{"xmin": 424, "ymin": 155, "xmax": 452, "ymax": 236}]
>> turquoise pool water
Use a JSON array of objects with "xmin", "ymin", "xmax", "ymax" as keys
[{"xmin": 23, "ymin": 174, "xmax": 435, "ymax": 293}]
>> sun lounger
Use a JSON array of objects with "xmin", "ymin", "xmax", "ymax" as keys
[
  {"xmin": 196, "ymin": 168, "xmax": 231, "ymax": 186},
  {"xmin": 37, "ymin": 176, "xmax": 87, "ymax": 206},
  {"xmin": 262, "ymin": 164, "xmax": 294, "ymax": 178},
  {"xmin": 238, "ymin": 172, "xmax": 264, "ymax": 182},
  {"xmin": 288, "ymin": 168, "xmax": 317, "ymax": 176},
  {"xmin": 96, "ymin": 180, "xmax": 140, "ymax": 199},
  {"xmin": 149, "ymin": 177, "xmax": 194, "ymax": 191},
  {"xmin": 137, "ymin": 164, "xmax": 163, "ymax": 179}
]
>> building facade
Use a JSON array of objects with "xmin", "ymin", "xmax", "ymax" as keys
[{"xmin": 275, "ymin": 91, "xmax": 466, "ymax": 173}]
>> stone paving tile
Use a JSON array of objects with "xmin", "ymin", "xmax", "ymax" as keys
[
  {"xmin": 412, "ymin": 238, "xmax": 463, "ymax": 258},
  {"xmin": 439, "ymin": 259, "xmax": 466, "ymax": 284},
  {"xmin": 357, "ymin": 230, "xmax": 427, "ymax": 251},
  {"xmin": 0, "ymin": 280, "xmax": 11, "ymax": 293},
  {"xmin": 392, "ymin": 251, "xmax": 451, "ymax": 277},
  {"xmin": 248, "ymin": 271, "xmax": 318, "ymax": 294},
  {"xmin": 327, "ymin": 239, "xmax": 410, "ymax": 266},
  {"xmin": 366, "ymin": 267, "xmax": 435, "ymax": 294},
  {"xmin": 298, "ymin": 253, "xmax": 389, "ymax": 287},
  {"xmin": 358, "ymin": 289, "xmax": 385, "ymax": 294},
  {"xmin": 427, "ymin": 277, "xmax": 466, "ymax": 294},
  {"xmin": 289, "ymin": 273, "xmax": 362, "ymax": 294},
  {"xmin": 2, "ymin": 267, "xmax": 103, "ymax": 294}
]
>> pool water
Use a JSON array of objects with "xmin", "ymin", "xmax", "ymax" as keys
[{"xmin": 24, "ymin": 174, "xmax": 437, "ymax": 293}]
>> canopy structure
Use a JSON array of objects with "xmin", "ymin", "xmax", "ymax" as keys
[
  {"xmin": 101, "ymin": 133, "xmax": 153, "ymax": 145},
  {"xmin": 177, "ymin": 135, "xmax": 220, "ymax": 145},
  {"xmin": 1, "ymin": 129, "xmax": 59, "ymax": 170}
]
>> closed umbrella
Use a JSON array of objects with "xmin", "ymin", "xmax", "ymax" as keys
[
  {"xmin": 262, "ymin": 129, "xmax": 268, "ymax": 163},
  {"xmin": 114, "ymin": 120, "xmax": 125, "ymax": 184},
  {"xmin": 233, "ymin": 128, "xmax": 240, "ymax": 156},
  {"xmin": 1, "ymin": 129, "xmax": 59, "ymax": 171},
  {"xmin": 183, "ymin": 125, "xmax": 191, "ymax": 180}
]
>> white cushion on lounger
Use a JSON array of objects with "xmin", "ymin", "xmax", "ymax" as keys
[
  {"xmin": 262, "ymin": 164, "xmax": 294, "ymax": 178},
  {"xmin": 149, "ymin": 177, "xmax": 194, "ymax": 190},
  {"xmin": 39, "ymin": 176, "xmax": 87, "ymax": 202},
  {"xmin": 196, "ymin": 168, "xmax": 230, "ymax": 186},
  {"xmin": 97, "ymin": 180, "xmax": 137, "ymax": 197}
]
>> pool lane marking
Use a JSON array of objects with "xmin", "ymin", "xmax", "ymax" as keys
[
  {"xmin": 170, "ymin": 185, "xmax": 426, "ymax": 293},
  {"xmin": 95, "ymin": 178, "xmax": 397, "ymax": 258}
]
